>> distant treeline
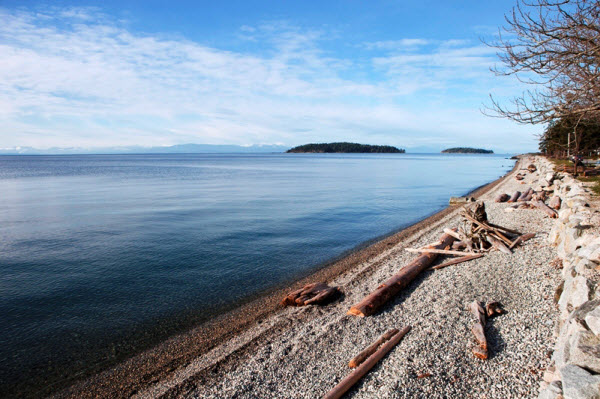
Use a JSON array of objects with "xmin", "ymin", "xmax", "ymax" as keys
[
  {"xmin": 441, "ymin": 147, "xmax": 494, "ymax": 154},
  {"xmin": 287, "ymin": 142, "xmax": 405, "ymax": 153}
]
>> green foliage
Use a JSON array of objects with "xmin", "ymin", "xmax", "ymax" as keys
[
  {"xmin": 540, "ymin": 117, "xmax": 600, "ymax": 157},
  {"xmin": 441, "ymin": 147, "xmax": 493, "ymax": 154},
  {"xmin": 286, "ymin": 142, "xmax": 405, "ymax": 153}
]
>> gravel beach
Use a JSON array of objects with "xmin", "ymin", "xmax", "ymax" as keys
[{"xmin": 125, "ymin": 156, "xmax": 561, "ymax": 399}]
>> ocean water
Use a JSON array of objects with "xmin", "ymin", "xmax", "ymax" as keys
[{"xmin": 0, "ymin": 153, "xmax": 513, "ymax": 395}]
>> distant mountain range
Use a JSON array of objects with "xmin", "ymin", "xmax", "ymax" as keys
[{"xmin": 0, "ymin": 143, "xmax": 290, "ymax": 155}]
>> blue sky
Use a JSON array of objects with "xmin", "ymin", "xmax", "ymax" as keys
[{"xmin": 0, "ymin": 1, "xmax": 541, "ymax": 152}]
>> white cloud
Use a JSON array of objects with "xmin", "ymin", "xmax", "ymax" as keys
[{"xmin": 0, "ymin": 7, "xmax": 540, "ymax": 152}]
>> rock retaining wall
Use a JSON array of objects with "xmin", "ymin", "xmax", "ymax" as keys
[{"xmin": 537, "ymin": 156, "xmax": 600, "ymax": 399}]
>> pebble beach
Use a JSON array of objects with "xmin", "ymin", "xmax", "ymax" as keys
[{"xmin": 116, "ymin": 155, "xmax": 564, "ymax": 399}]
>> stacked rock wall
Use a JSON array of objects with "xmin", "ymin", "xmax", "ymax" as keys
[{"xmin": 538, "ymin": 156, "xmax": 600, "ymax": 399}]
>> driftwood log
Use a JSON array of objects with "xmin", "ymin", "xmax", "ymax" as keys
[
  {"xmin": 518, "ymin": 187, "xmax": 534, "ymax": 202},
  {"xmin": 495, "ymin": 193, "xmax": 510, "ymax": 203},
  {"xmin": 348, "ymin": 328, "xmax": 399, "ymax": 368},
  {"xmin": 548, "ymin": 196, "xmax": 562, "ymax": 210},
  {"xmin": 323, "ymin": 326, "xmax": 411, "ymax": 399},
  {"xmin": 281, "ymin": 282, "xmax": 339, "ymax": 307},
  {"xmin": 469, "ymin": 301, "xmax": 488, "ymax": 359},
  {"xmin": 431, "ymin": 254, "xmax": 484, "ymax": 270},
  {"xmin": 509, "ymin": 233, "xmax": 536, "ymax": 249},
  {"xmin": 534, "ymin": 200, "xmax": 559, "ymax": 219},
  {"xmin": 348, "ymin": 231, "xmax": 456, "ymax": 317},
  {"xmin": 508, "ymin": 191, "xmax": 521, "ymax": 203}
]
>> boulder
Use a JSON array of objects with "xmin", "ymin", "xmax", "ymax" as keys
[
  {"xmin": 538, "ymin": 380, "xmax": 563, "ymax": 399},
  {"xmin": 569, "ymin": 330, "xmax": 600, "ymax": 373},
  {"xmin": 587, "ymin": 307, "xmax": 600, "ymax": 337},
  {"xmin": 561, "ymin": 364, "xmax": 600, "ymax": 399}
]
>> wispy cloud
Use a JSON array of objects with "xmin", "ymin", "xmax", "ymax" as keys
[{"xmin": 0, "ymin": 7, "xmax": 539, "ymax": 151}]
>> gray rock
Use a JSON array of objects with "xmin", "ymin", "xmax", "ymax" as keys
[
  {"xmin": 561, "ymin": 364, "xmax": 600, "ymax": 399},
  {"xmin": 538, "ymin": 380, "xmax": 563, "ymax": 399},
  {"xmin": 587, "ymin": 307, "xmax": 600, "ymax": 337},
  {"xmin": 569, "ymin": 331, "xmax": 600, "ymax": 373}
]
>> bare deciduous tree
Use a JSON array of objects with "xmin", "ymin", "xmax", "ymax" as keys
[{"xmin": 486, "ymin": 0, "xmax": 600, "ymax": 129}]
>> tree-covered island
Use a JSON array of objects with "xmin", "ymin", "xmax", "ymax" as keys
[
  {"xmin": 441, "ymin": 147, "xmax": 494, "ymax": 154},
  {"xmin": 287, "ymin": 142, "xmax": 405, "ymax": 153}
]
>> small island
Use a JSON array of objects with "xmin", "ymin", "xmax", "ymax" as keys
[
  {"xmin": 287, "ymin": 142, "xmax": 405, "ymax": 153},
  {"xmin": 441, "ymin": 147, "xmax": 494, "ymax": 154}
]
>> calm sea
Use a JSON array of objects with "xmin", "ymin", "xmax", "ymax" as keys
[{"xmin": 0, "ymin": 153, "xmax": 513, "ymax": 396}]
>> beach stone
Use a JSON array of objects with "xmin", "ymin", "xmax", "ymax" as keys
[
  {"xmin": 586, "ymin": 307, "xmax": 600, "ymax": 337},
  {"xmin": 556, "ymin": 301, "xmax": 600, "ymax": 369},
  {"xmin": 579, "ymin": 245, "xmax": 600, "ymax": 262},
  {"xmin": 567, "ymin": 186, "xmax": 586, "ymax": 198},
  {"xmin": 561, "ymin": 364, "xmax": 600, "ymax": 399},
  {"xmin": 569, "ymin": 330, "xmax": 600, "ymax": 373},
  {"xmin": 538, "ymin": 380, "xmax": 563, "ymax": 399},
  {"xmin": 546, "ymin": 172, "xmax": 556, "ymax": 183},
  {"xmin": 571, "ymin": 277, "xmax": 592, "ymax": 308}
]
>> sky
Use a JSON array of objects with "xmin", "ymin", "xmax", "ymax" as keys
[{"xmin": 0, "ymin": 1, "xmax": 542, "ymax": 152}]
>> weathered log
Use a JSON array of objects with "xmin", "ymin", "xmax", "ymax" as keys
[
  {"xmin": 533, "ymin": 190, "xmax": 547, "ymax": 202},
  {"xmin": 468, "ymin": 301, "xmax": 488, "ymax": 359},
  {"xmin": 508, "ymin": 191, "xmax": 521, "ymax": 203},
  {"xmin": 509, "ymin": 233, "xmax": 536, "ymax": 249},
  {"xmin": 520, "ymin": 188, "xmax": 534, "ymax": 202},
  {"xmin": 534, "ymin": 200, "xmax": 558, "ymax": 219},
  {"xmin": 405, "ymin": 248, "xmax": 477, "ymax": 257},
  {"xmin": 281, "ymin": 282, "xmax": 339, "ymax": 307},
  {"xmin": 548, "ymin": 195, "xmax": 562, "ymax": 210},
  {"xmin": 348, "ymin": 328, "xmax": 399, "ymax": 368},
  {"xmin": 487, "ymin": 234, "xmax": 512, "ymax": 255},
  {"xmin": 495, "ymin": 193, "xmax": 510, "ymax": 203},
  {"xmin": 517, "ymin": 187, "xmax": 533, "ymax": 202},
  {"xmin": 348, "ymin": 232, "xmax": 457, "ymax": 317},
  {"xmin": 471, "ymin": 323, "xmax": 487, "ymax": 350},
  {"xmin": 323, "ymin": 326, "xmax": 411, "ymax": 399},
  {"xmin": 431, "ymin": 254, "xmax": 484, "ymax": 270}
]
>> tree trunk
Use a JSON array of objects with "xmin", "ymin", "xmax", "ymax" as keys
[{"xmin": 348, "ymin": 231, "xmax": 456, "ymax": 317}]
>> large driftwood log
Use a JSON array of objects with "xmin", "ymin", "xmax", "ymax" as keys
[
  {"xmin": 518, "ymin": 187, "xmax": 533, "ymax": 202},
  {"xmin": 323, "ymin": 326, "xmax": 411, "ymax": 399},
  {"xmin": 495, "ymin": 193, "xmax": 510, "ymax": 203},
  {"xmin": 281, "ymin": 283, "xmax": 339, "ymax": 307},
  {"xmin": 534, "ymin": 200, "xmax": 559, "ymax": 219},
  {"xmin": 468, "ymin": 301, "xmax": 488, "ymax": 359},
  {"xmin": 508, "ymin": 191, "xmax": 521, "ymax": 203},
  {"xmin": 348, "ymin": 328, "xmax": 399, "ymax": 368},
  {"xmin": 348, "ymin": 232, "xmax": 456, "ymax": 317},
  {"xmin": 548, "ymin": 196, "xmax": 562, "ymax": 210}
]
